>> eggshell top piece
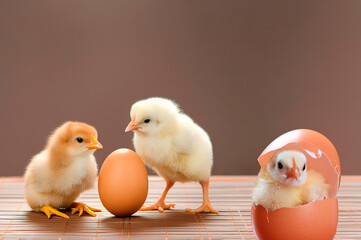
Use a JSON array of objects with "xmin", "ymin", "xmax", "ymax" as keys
[{"xmin": 258, "ymin": 129, "xmax": 341, "ymax": 197}]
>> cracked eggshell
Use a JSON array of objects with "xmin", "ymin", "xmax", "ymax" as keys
[
  {"xmin": 252, "ymin": 198, "xmax": 338, "ymax": 240},
  {"xmin": 98, "ymin": 148, "xmax": 148, "ymax": 217},
  {"xmin": 252, "ymin": 129, "xmax": 341, "ymax": 240}
]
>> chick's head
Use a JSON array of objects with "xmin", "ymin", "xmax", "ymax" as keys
[
  {"xmin": 125, "ymin": 97, "xmax": 180, "ymax": 136},
  {"xmin": 267, "ymin": 150, "xmax": 307, "ymax": 187},
  {"xmin": 49, "ymin": 121, "xmax": 103, "ymax": 157}
]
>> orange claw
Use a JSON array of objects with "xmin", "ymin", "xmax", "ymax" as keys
[
  {"xmin": 140, "ymin": 181, "xmax": 175, "ymax": 213},
  {"xmin": 140, "ymin": 201, "xmax": 176, "ymax": 213},
  {"xmin": 185, "ymin": 181, "xmax": 218, "ymax": 214},
  {"xmin": 71, "ymin": 202, "xmax": 101, "ymax": 217},
  {"xmin": 40, "ymin": 206, "xmax": 69, "ymax": 219}
]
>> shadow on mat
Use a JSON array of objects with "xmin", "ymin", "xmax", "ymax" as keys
[{"xmin": 100, "ymin": 209, "xmax": 216, "ymax": 233}]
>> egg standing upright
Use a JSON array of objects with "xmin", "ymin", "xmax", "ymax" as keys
[
  {"xmin": 24, "ymin": 121, "xmax": 103, "ymax": 219},
  {"xmin": 125, "ymin": 97, "xmax": 217, "ymax": 214},
  {"xmin": 98, "ymin": 148, "xmax": 149, "ymax": 217}
]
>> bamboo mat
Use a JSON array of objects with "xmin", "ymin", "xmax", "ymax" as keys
[{"xmin": 0, "ymin": 176, "xmax": 360, "ymax": 240}]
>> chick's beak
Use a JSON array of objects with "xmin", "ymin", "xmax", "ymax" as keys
[
  {"xmin": 125, "ymin": 117, "xmax": 141, "ymax": 132},
  {"xmin": 285, "ymin": 158, "xmax": 301, "ymax": 179},
  {"xmin": 86, "ymin": 135, "xmax": 103, "ymax": 150}
]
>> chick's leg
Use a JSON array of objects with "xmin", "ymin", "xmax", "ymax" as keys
[
  {"xmin": 70, "ymin": 202, "xmax": 101, "ymax": 217},
  {"xmin": 185, "ymin": 181, "xmax": 218, "ymax": 214},
  {"xmin": 140, "ymin": 181, "xmax": 176, "ymax": 213},
  {"xmin": 40, "ymin": 206, "xmax": 69, "ymax": 219}
]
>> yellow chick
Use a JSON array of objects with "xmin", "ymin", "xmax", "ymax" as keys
[
  {"xmin": 24, "ymin": 121, "xmax": 103, "ymax": 219},
  {"xmin": 252, "ymin": 150, "xmax": 329, "ymax": 212},
  {"xmin": 125, "ymin": 97, "xmax": 218, "ymax": 214}
]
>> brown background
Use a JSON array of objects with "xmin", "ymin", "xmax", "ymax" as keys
[{"xmin": 1, "ymin": 1, "xmax": 360, "ymax": 177}]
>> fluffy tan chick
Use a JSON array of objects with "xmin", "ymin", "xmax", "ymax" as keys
[
  {"xmin": 24, "ymin": 121, "xmax": 103, "ymax": 219},
  {"xmin": 125, "ymin": 97, "xmax": 217, "ymax": 214}
]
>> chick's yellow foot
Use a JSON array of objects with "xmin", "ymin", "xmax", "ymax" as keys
[
  {"xmin": 140, "ymin": 201, "xmax": 176, "ymax": 213},
  {"xmin": 185, "ymin": 202, "xmax": 218, "ymax": 214},
  {"xmin": 40, "ymin": 206, "xmax": 69, "ymax": 219},
  {"xmin": 71, "ymin": 202, "xmax": 101, "ymax": 217}
]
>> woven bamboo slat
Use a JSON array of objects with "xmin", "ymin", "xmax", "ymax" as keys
[{"xmin": 0, "ymin": 176, "xmax": 360, "ymax": 239}]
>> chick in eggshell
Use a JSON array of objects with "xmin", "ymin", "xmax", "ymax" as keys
[{"xmin": 252, "ymin": 150, "xmax": 329, "ymax": 212}]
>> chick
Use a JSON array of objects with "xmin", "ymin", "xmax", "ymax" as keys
[
  {"xmin": 252, "ymin": 150, "xmax": 329, "ymax": 212},
  {"xmin": 125, "ymin": 97, "xmax": 217, "ymax": 214},
  {"xmin": 24, "ymin": 121, "xmax": 103, "ymax": 219}
]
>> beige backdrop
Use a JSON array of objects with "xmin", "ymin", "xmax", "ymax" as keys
[{"xmin": 1, "ymin": 1, "xmax": 360, "ymax": 176}]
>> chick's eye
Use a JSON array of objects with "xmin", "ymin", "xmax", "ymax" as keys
[
  {"xmin": 277, "ymin": 162, "xmax": 283, "ymax": 169},
  {"xmin": 76, "ymin": 137, "xmax": 83, "ymax": 143},
  {"xmin": 144, "ymin": 119, "xmax": 150, "ymax": 123},
  {"xmin": 303, "ymin": 164, "xmax": 306, "ymax": 171}
]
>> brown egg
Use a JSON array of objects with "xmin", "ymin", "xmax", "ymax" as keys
[
  {"xmin": 252, "ymin": 129, "xmax": 341, "ymax": 240},
  {"xmin": 98, "ymin": 148, "xmax": 148, "ymax": 217}
]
